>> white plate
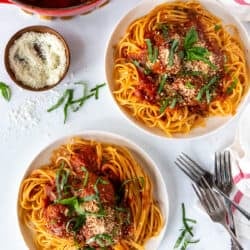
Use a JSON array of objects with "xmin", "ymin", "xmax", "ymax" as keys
[
  {"xmin": 17, "ymin": 130, "xmax": 169, "ymax": 250},
  {"xmin": 105, "ymin": 0, "xmax": 250, "ymax": 139}
]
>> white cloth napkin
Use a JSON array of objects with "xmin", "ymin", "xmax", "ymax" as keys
[
  {"xmin": 216, "ymin": 0, "xmax": 250, "ymax": 21},
  {"xmin": 228, "ymin": 103, "xmax": 250, "ymax": 239}
]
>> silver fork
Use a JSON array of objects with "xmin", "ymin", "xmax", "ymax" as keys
[
  {"xmin": 214, "ymin": 151, "xmax": 236, "ymax": 249},
  {"xmin": 175, "ymin": 153, "xmax": 250, "ymax": 220},
  {"xmin": 192, "ymin": 177, "xmax": 243, "ymax": 250},
  {"xmin": 175, "ymin": 152, "xmax": 213, "ymax": 186}
]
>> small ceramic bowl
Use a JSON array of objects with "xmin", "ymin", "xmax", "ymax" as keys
[{"xmin": 4, "ymin": 25, "xmax": 70, "ymax": 91}]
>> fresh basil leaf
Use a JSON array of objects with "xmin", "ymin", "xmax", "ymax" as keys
[
  {"xmin": 196, "ymin": 76, "xmax": 218, "ymax": 102},
  {"xmin": 86, "ymin": 233, "xmax": 113, "ymax": 247},
  {"xmin": 181, "ymin": 238, "xmax": 189, "ymax": 250},
  {"xmin": 152, "ymin": 46, "xmax": 159, "ymax": 63},
  {"xmin": 170, "ymin": 97, "xmax": 177, "ymax": 109},
  {"xmin": 178, "ymin": 50, "xmax": 185, "ymax": 60},
  {"xmin": 168, "ymin": 39, "xmax": 179, "ymax": 66},
  {"xmin": 158, "ymin": 23, "xmax": 168, "ymax": 39},
  {"xmin": 47, "ymin": 89, "xmax": 70, "ymax": 112},
  {"xmin": 196, "ymin": 87, "xmax": 205, "ymax": 102},
  {"xmin": 55, "ymin": 162, "xmax": 69, "ymax": 200},
  {"xmin": 0, "ymin": 82, "xmax": 11, "ymax": 101},
  {"xmin": 206, "ymin": 89, "xmax": 212, "ymax": 103},
  {"xmin": 121, "ymin": 177, "xmax": 144, "ymax": 189},
  {"xmin": 115, "ymin": 206, "xmax": 128, "ymax": 213},
  {"xmin": 66, "ymin": 215, "xmax": 86, "ymax": 233},
  {"xmin": 57, "ymin": 196, "xmax": 78, "ymax": 206},
  {"xmin": 145, "ymin": 39, "xmax": 153, "ymax": 62},
  {"xmin": 90, "ymin": 83, "xmax": 106, "ymax": 99},
  {"xmin": 71, "ymin": 93, "xmax": 95, "ymax": 106},
  {"xmin": 94, "ymin": 177, "xmax": 109, "ymax": 196},
  {"xmin": 186, "ymin": 46, "xmax": 217, "ymax": 70},
  {"xmin": 132, "ymin": 59, "xmax": 140, "ymax": 68},
  {"xmin": 226, "ymin": 78, "xmax": 238, "ymax": 94},
  {"xmin": 58, "ymin": 196, "xmax": 84, "ymax": 215},
  {"xmin": 174, "ymin": 229, "xmax": 187, "ymax": 249},
  {"xmin": 181, "ymin": 70, "xmax": 203, "ymax": 77},
  {"xmin": 64, "ymin": 89, "xmax": 74, "ymax": 124},
  {"xmin": 159, "ymin": 98, "xmax": 170, "ymax": 114},
  {"xmin": 81, "ymin": 166, "xmax": 89, "ymax": 187},
  {"xmin": 145, "ymin": 39, "xmax": 158, "ymax": 63},
  {"xmin": 84, "ymin": 247, "xmax": 95, "ymax": 250},
  {"xmin": 185, "ymin": 46, "xmax": 209, "ymax": 60},
  {"xmin": 174, "ymin": 203, "xmax": 199, "ymax": 250},
  {"xmin": 185, "ymin": 218, "xmax": 197, "ymax": 224},
  {"xmin": 81, "ymin": 194, "xmax": 98, "ymax": 202},
  {"xmin": 181, "ymin": 203, "xmax": 193, "ymax": 236},
  {"xmin": 184, "ymin": 27, "xmax": 198, "ymax": 50},
  {"xmin": 185, "ymin": 81, "xmax": 194, "ymax": 89},
  {"xmin": 132, "ymin": 60, "xmax": 151, "ymax": 75},
  {"xmin": 187, "ymin": 239, "xmax": 200, "ymax": 244},
  {"xmin": 158, "ymin": 74, "xmax": 168, "ymax": 93},
  {"xmin": 72, "ymin": 81, "xmax": 88, "ymax": 111},
  {"xmin": 214, "ymin": 24, "xmax": 221, "ymax": 31}
]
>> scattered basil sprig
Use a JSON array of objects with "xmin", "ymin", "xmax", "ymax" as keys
[
  {"xmin": 158, "ymin": 23, "xmax": 168, "ymax": 40},
  {"xmin": 86, "ymin": 233, "xmax": 113, "ymax": 248},
  {"xmin": 47, "ymin": 82, "xmax": 106, "ymax": 123},
  {"xmin": 183, "ymin": 27, "xmax": 217, "ymax": 70},
  {"xmin": 158, "ymin": 74, "xmax": 168, "ymax": 93},
  {"xmin": 174, "ymin": 203, "xmax": 199, "ymax": 250},
  {"xmin": 184, "ymin": 27, "xmax": 198, "ymax": 50},
  {"xmin": 159, "ymin": 95, "xmax": 182, "ymax": 113},
  {"xmin": 55, "ymin": 162, "xmax": 69, "ymax": 200},
  {"xmin": 168, "ymin": 39, "xmax": 179, "ymax": 67},
  {"xmin": 196, "ymin": 76, "xmax": 218, "ymax": 103},
  {"xmin": 145, "ymin": 38, "xmax": 158, "ymax": 63},
  {"xmin": 0, "ymin": 82, "xmax": 11, "ymax": 101}
]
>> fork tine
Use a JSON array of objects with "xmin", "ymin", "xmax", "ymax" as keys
[
  {"xmin": 201, "ymin": 177, "xmax": 222, "ymax": 209},
  {"xmin": 225, "ymin": 150, "xmax": 232, "ymax": 185},
  {"xmin": 192, "ymin": 183, "xmax": 212, "ymax": 213},
  {"xmin": 221, "ymin": 152, "xmax": 226, "ymax": 186},
  {"xmin": 175, "ymin": 160, "xmax": 199, "ymax": 183},
  {"xmin": 192, "ymin": 184, "xmax": 208, "ymax": 212},
  {"xmin": 214, "ymin": 152, "xmax": 220, "ymax": 185},
  {"xmin": 181, "ymin": 153, "xmax": 207, "ymax": 176},
  {"xmin": 175, "ymin": 154, "xmax": 202, "ymax": 181}
]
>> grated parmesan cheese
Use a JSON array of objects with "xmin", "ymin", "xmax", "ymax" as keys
[{"xmin": 8, "ymin": 31, "xmax": 67, "ymax": 89}]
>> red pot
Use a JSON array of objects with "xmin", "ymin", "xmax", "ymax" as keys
[{"xmin": 0, "ymin": 0, "xmax": 109, "ymax": 17}]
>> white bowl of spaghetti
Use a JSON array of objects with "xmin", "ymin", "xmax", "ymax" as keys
[
  {"xmin": 17, "ymin": 131, "xmax": 168, "ymax": 250},
  {"xmin": 105, "ymin": 0, "xmax": 250, "ymax": 139}
]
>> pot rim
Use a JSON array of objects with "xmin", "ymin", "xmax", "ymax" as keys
[{"xmin": 8, "ymin": 0, "xmax": 109, "ymax": 16}]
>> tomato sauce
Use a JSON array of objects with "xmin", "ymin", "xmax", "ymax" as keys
[{"xmin": 125, "ymin": 19, "xmax": 227, "ymax": 114}]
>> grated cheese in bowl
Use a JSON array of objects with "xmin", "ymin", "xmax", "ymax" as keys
[{"xmin": 5, "ymin": 26, "xmax": 70, "ymax": 91}]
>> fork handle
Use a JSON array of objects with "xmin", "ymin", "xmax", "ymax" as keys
[
  {"xmin": 226, "ymin": 201, "xmax": 237, "ymax": 250},
  {"xmin": 226, "ymin": 200, "xmax": 236, "ymax": 235},
  {"xmin": 222, "ymin": 223, "xmax": 243, "ymax": 250},
  {"xmin": 215, "ymin": 188, "xmax": 250, "ymax": 220}
]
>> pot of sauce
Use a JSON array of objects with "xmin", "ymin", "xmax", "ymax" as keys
[{"xmin": 0, "ymin": 0, "xmax": 109, "ymax": 17}]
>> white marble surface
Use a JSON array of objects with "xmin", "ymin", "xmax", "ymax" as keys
[{"xmin": 0, "ymin": 1, "xmax": 249, "ymax": 249}]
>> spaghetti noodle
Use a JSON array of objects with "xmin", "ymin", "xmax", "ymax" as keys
[
  {"xmin": 18, "ymin": 137, "xmax": 163, "ymax": 250},
  {"xmin": 113, "ymin": 0, "xmax": 249, "ymax": 137}
]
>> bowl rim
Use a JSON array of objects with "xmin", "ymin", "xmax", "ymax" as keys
[
  {"xmin": 105, "ymin": 0, "xmax": 250, "ymax": 140},
  {"xmin": 4, "ymin": 25, "xmax": 71, "ymax": 91},
  {"xmin": 16, "ymin": 130, "xmax": 169, "ymax": 250}
]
